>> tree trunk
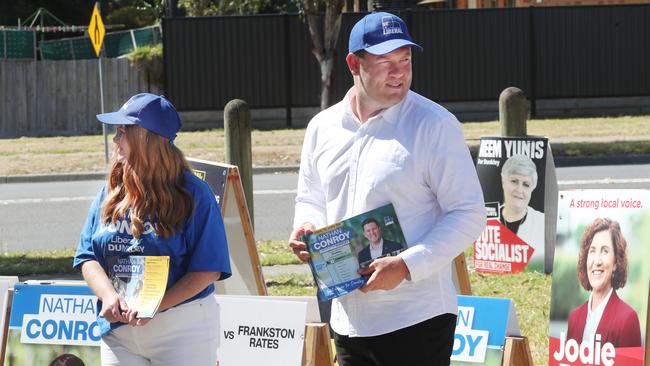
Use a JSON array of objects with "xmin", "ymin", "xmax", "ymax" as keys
[
  {"xmin": 303, "ymin": 0, "xmax": 344, "ymax": 110},
  {"xmin": 319, "ymin": 54, "xmax": 335, "ymax": 109}
]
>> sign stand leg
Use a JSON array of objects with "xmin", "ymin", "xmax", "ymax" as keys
[
  {"xmin": 0, "ymin": 289, "xmax": 13, "ymax": 366},
  {"xmin": 302, "ymin": 323, "xmax": 335, "ymax": 366},
  {"xmin": 454, "ymin": 253, "xmax": 472, "ymax": 295},
  {"xmin": 503, "ymin": 336, "xmax": 533, "ymax": 366}
]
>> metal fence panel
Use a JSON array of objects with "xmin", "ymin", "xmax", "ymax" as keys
[
  {"xmin": 164, "ymin": 15, "xmax": 288, "ymax": 110},
  {"xmin": 164, "ymin": 6, "xmax": 650, "ymax": 111},
  {"xmin": 534, "ymin": 4, "xmax": 650, "ymax": 98},
  {"xmin": 409, "ymin": 8, "xmax": 531, "ymax": 102}
]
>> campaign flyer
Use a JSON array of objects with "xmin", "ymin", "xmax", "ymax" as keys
[
  {"xmin": 4, "ymin": 284, "xmax": 100, "ymax": 365},
  {"xmin": 303, "ymin": 203, "xmax": 407, "ymax": 301},
  {"xmin": 549, "ymin": 189, "xmax": 649, "ymax": 366},
  {"xmin": 474, "ymin": 136, "xmax": 548, "ymax": 274},
  {"xmin": 108, "ymin": 255, "xmax": 169, "ymax": 318}
]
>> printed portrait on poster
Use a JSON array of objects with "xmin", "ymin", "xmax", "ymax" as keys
[
  {"xmin": 474, "ymin": 137, "xmax": 548, "ymax": 274},
  {"xmin": 548, "ymin": 189, "xmax": 648, "ymax": 366}
]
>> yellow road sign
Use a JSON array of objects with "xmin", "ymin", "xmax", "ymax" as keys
[{"xmin": 88, "ymin": 3, "xmax": 106, "ymax": 57}]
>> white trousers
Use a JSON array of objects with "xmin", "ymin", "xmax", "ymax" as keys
[{"xmin": 101, "ymin": 295, "xmax": 220, "ymax": 366}]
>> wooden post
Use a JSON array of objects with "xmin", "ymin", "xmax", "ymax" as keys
[
  {"xmin": 499, "ymin": 87, "xmax": 528, "ymax": 137},
  {"xmin": 302, "ymin": 323, "xmax": 335, "ymax": 366},
  {"xmin": 224, "ymin": 99, "xmax": 254, "ymax": 228},
  {"xmin": 503, "ymin": 336, "xmax": 533, "ymax": 366}
]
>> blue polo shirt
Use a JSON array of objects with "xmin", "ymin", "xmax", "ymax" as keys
[{"xmin": 73, "ymin": 170, "xmax": 232, "ymax": 335}]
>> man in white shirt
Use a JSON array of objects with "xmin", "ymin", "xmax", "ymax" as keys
[{"xmin": 289, "ymin": 11, "xmax": 485, "ymax": 366}]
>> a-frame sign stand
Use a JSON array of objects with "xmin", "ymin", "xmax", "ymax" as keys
[
  {"xmin": 453, "ymin": 251, "xmax": 534, "ymax": 366},
  {"xmin": 188, "ymin": 158, "xmax": 266, "ymax": 296}
]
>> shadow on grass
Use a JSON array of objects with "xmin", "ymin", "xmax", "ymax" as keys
[{"xmin": 0, "ymin": 254, "xmax": 76, "ymax": 276}]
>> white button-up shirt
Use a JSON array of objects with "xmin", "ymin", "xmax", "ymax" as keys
[{"xmin": 294, "ymin": 89, "xmax": 486, "ymax": 337}]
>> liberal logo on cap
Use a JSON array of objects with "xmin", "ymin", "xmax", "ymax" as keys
[
  {"xmin": 349, "ymin": 12, "xmax": 422, "ymax": 56},
  {"xmin": 381, "ymin": 16, "xmax": 404, "ymax": 36}
]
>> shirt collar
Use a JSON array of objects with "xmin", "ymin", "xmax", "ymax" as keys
[{"xmin": 343, "ymin": 87, "xmax": 408, "ymax": 126}]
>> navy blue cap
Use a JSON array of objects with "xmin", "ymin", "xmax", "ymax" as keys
[
  {"xmin": 97, "ymin": 93, "xmax": 182, "ymax": 142},
  {"xmin": 349, "ymin": 12, "xmax": 422, "ymax": 55}
]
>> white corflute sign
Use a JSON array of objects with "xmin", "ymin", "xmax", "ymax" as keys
[{"xmin": 215, "ymin": 295, "xmax": 307, "ymax": 366}]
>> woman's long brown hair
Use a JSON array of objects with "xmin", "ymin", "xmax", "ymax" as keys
[{"xmin": 101, "ymin": 125, "xmax": 194, "ymax": 239}]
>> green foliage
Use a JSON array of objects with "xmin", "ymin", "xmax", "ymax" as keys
[
  {"xmin": 127, "ymin": 43, "xmax": 163, "ymax": 91},
  {"xmin": 107, "ymin": 0, "xmax": 166, "ymax": 18},
  {"xmin": 105, "ymin": 6, "xmax": 157, "ymax": 28},
  {"xmin": 178, "ymin": 0, "xmax": 220, "ymax": 16},
  {"xmin": 549, "ymin": 251, "xmax": 585, "ymax": 320},
  {"xmin": 178, "ymin": 0, "xmax": 298, "ymax": 16}
]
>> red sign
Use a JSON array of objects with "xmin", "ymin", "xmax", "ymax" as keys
[
  {"xmin": 473, "ymin": 219, "xmax": 534, "ymax": 274},
  {"xmin": 549, "ymin": 336, "xmax": 644, "ymax": 366}
]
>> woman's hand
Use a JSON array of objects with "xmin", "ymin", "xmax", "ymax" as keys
[
  {"xmin": 100, "ymin": 293, "xmax": 128, "ymax": 323},
  {"xmin": 123, "ymin": 309, "xmax": 151, "ymax": 327},
  {"xmin": 81, "ymin": 260, "xmax": 131, "ymax": 323}
]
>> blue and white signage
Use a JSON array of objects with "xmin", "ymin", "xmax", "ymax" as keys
[
  {"xmin": 451, "ymin": 296, "xmax": 520, "ymax": 365},
  {"xmin": 9, "ymin": 284, "xmax": 100, "ymax": 347}
]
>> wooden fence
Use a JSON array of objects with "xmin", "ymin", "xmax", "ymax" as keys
[{"xmin": 0, "ymin": 58, "xmax": 147, "ymax": 137}]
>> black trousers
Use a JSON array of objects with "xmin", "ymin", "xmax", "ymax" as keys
[{"xmin": 333, "ymin": 313, "xmax": 457, "ymax": 366}]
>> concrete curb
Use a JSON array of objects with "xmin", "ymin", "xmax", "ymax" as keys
[
  {"xmin": 2, "ymin": 155, "xmax": 650, "ymax": 184},
  {"xmin": 1, "ymin": 165, "xmax": 299, "ymax": 184}
]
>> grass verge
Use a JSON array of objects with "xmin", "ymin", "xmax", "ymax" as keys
[
  {"xmin": 0, "ymin": 249, "xmax": 76, "ymax": 276},
  {"xmin": 1, "ymin": 115, "xmax": 649, "ymax": 176}
]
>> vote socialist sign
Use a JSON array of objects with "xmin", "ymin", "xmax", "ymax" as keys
[{"xmin": 473, "ymin": 219, "xmax": 535, "ymax": 274}]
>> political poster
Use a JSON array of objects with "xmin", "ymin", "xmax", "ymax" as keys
[
  {"xmin": 473, "ymin": 136, "xmax": 548, "ymax": 274},
  {"xmin": 451, "ymin": 295, "xmax": 520, "ymax": 365},
  {"xmin": 188, "ymin": 158, "xmax": 229, "ymax": 205},
  {"xmin": 4, "ymin": 284, "xmax": 100, "ymax": 365},
  {"xmin": 304, "ymin": 203, "xmax": 407, "ymax": 301},
  {"xmin": 214, "ymin": 295, "xmax": 307, "ymax": 366},
  {"xmin": 549, "ymin": 189, "xmax": 649, "ymax": 366}
]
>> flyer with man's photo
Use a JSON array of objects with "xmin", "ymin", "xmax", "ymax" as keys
[
  {"xmin": 303, "ymin": 203, "xmax": 407, "ymax": 301},
  {"xmin": 473, "ymin": 136, "xmax": 548, "ymax": 274}
]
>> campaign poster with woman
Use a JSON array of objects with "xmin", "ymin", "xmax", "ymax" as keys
[
  {"xmin": 549, "ymin": 189, "xmax": 649, "ymax": 366},
  {"xmin": 473, "ymin": 136, "xmax": 548, "ymax": 274}
]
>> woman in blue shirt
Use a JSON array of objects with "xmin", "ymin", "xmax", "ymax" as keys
[{"xmin": 73, "ymin": 93, "xmax": 231, "ymax": 366}]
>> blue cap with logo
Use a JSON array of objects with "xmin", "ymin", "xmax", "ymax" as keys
[
  {"xmin": 349, "ymin": 12, "xmax": 423, "ymax": 55},
  {"xmin": 96, "ymin": 93, "xmax": 182, "ymax": 143}
]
